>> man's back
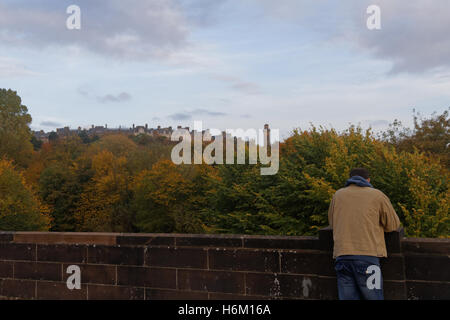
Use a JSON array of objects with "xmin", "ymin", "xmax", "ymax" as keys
[{"xmin": 328, "ymin": 184, "xmax": 401, "ymax": 258}]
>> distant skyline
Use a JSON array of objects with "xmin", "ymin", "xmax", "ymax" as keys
[{"xmin": 1, "ymin": 0, "xmax": 449, "ymax": 140}]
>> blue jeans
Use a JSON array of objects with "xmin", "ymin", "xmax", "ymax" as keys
[{"xmin": 335, "ymin": 255, "xmax": 384, "ymax": 300}]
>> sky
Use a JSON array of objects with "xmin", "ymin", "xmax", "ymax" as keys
[{"xmin": 0, "ymin": 0, "xmax": 449, "ymax": 140}]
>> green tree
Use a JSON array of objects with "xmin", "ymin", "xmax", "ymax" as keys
[
  {"xmin": 31, "ymin": 135, "xmax": 43, "ymax": 150},
  {"xmin": 383, "ymin": 109, "xmax": 450, "ymax": 167},
  {"xmin": 48, "ymin": 132, "xmax": 59, "ymax": 143},
  {"xmin": 78, "ymin": 130, "xmax": 99, "ymax": 144},
  {"xmin": 75, "ymin": 150, "xmax": 133, "ymax": 232},
  {"xmin": 0, "ymin": 160, "xmax": 51, "ymax": 231},
  {"xmin": 273, "ymin": 125, "xmax": 449, "ymax": 237},
  {"xmin": 39, "ymin": 164, "xmax": 83, "ymax": 231},
  {"xmin": 203, "ymin": 125, "xmax": 449, "ymax": 238},
  {"xmin": 132, "ymin": 160, "xmax": 206, "ymax": 233},
  {"xmin": 0, "ymin": 89, "xmax": 34, "ymax": 166}
]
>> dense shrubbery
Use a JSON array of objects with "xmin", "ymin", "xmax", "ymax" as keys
[
  {"xmin": 1, "ymin": 89, "xmax": 448, "ymax": 237},
  {"xmin": 198, "ymin": 125, "xmax": 448, "ymax": 238},
  {"xmin": 0, "ymin": 160, "xmax": 51, "ymax": 231}
]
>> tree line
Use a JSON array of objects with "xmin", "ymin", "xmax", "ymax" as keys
[{"xmin": 0, "ymin": 89, "xmax": 448, "ymax": 237}]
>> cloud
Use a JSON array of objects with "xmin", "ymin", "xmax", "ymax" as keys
[
  {"xmin": 97, "ymin": 92, "xmax": 132, "ymax": 103},
  {"xmin": 210, "ymin": 74, "xmax": 263, "ymax": 95},
  {"xmin": 178, "ymin": 0, "xmax": 229, "ymax": 26},
  {"xmin": 0, "ymin": 0, "xmax": 190, "ymax": 60},
  {"xmin": 0, "ymin": 57, "xmax": 38, "ymax": 77},
  {"xmin": 168, "ymin": 112, "xmax": 192, "ymax": 121},
  {"xmin": 231, "ymin": 81, "xmax": 262, "ymax": 95},
  {"xmin": 351, "ymin": 0, "xmax": 450, "ymax": 74},
  {"xmin": 167, "ymin": 108, "xmax": 227, "ymax": 121},
  {"xmin": 192, "ymin": 108, "xmax": 227, "ymax": 117},
  {"xmin": 40, "ymin": 120, "xmax": 62, "ymax": 127},
  {"xmin": 2, "ymin": 1, "xmax": 448, "ymax": 74},
  {"xmin": 248, "ymin": 0, "xmax": 450, "ymax": 74},
  {"xmin": 78, "ymin": 87, "xmax": 132, "ymax": 103},
  {"xmin": 77, "ymin": 87, "xmax": 90, "ymax": 97}
]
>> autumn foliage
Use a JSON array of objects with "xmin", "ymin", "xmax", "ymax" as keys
[
  {"xmin": 0, "ymin": 160, "xmax": 51, "ymax": 231},
  {"xmin": 0, "ymin": 90, "xmax": 448, "ymax": 237}
]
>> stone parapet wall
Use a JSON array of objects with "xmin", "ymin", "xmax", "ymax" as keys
[{"xmin": 0, "ymin": 229, "xmax": 448, "ymax": 300}]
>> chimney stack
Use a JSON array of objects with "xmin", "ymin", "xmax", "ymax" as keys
[{"xmin": 264, "ymin": 124, "xmax": 271, "ymax": 148}]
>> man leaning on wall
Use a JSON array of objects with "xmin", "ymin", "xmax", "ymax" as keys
[{"xmin": 327, "ymin": 168, "xmax": 401, "ymax": 300}]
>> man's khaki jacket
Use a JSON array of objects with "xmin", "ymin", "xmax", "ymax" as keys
[{"xmin": 328, "ymin": 184, "xmax": 401, "ymax": 258}]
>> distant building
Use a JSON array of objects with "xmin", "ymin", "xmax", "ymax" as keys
[
  {"xmin": 33, "ymin": 123, "xmax": 178, "ymax": 141},
  {"xmin": 33, "ymin": 130, "xmax": 50, "ymax": 143},
  {"xmin": 33, "ymin": 124, "xmax": 272, "ymax": 146}
]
